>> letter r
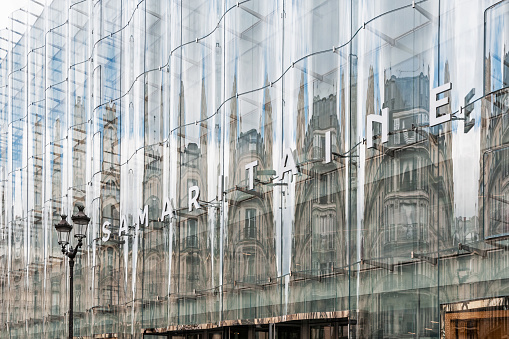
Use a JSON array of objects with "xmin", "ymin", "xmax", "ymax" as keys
[{"xmin": 189, "ymin": 186, "xmax": 201, "ymax": 212}]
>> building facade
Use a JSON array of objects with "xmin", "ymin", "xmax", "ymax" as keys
[{"xmin": 0, "ymin": 0, "xmax": 508, "ymax": 338}]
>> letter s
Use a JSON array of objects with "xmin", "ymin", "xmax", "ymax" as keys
[{"xmin": 102, "ymin": 221, "xmax": 111, "ymax": 242}]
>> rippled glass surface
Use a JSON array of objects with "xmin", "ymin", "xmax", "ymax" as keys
[{"xmin": 0, "ymin": 0, "xmax": 508, "ymax": 338}]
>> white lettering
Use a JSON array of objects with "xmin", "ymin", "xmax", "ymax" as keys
[
  {"xmin": 429, "ymin": 82, "xmax": 452, "ymax": 127},
  {"xmin": 119, "ymin": 214, "xmax": 128, "ymax": 237},
  {"xmin": 245, "ymin": 160, "xmax": 258, "ymax": 190},
  {"xmin": 102, "ymin": 221, "xmax": 111, "ymax": 242},
  {"xmin": 161, "ymin": 197, "xmax": 173, "ymax": 221},
  {"xmin": 189, "ymin": 185, "xmax": 201, "ymax": 212},
  {"xmin": 367, "ymin": 107, "xmax": 389, "ymax": 149},
  {"xmin": 280, "ymin": 148, "xmax": 298, "ymax": 180},
  {"xmin": 137, "ymin": 205, "xmax": 149, "ymax": 230}
]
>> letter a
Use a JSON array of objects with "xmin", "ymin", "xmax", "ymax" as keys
[
  {"xmin": 280, "ymin": 148, "xmax": 298, "ymax": 180},
  {"xmin": 161, "ymin": 197, "xmax": 173, "ymax": 221}
]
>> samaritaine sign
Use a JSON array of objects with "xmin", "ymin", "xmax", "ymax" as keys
[{"xmin": 102, "ymin": 82, "xmax": 459, "ymax": 242}]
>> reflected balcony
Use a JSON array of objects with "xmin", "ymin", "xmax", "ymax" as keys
[{"xmin": 382, "ymin": 223, "xmax": 430, "ymax": 254}]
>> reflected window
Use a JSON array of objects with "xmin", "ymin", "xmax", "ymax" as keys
[
  {"xmin": 51, "ymin": 281, "xmax": 59, "ymax": 315},
  {"xmin": 393, "ymin": 118, "xmax": 401, "ymax": 144},
  {"xmin": 107, "ymin": 247, "xmax": 113, "ymax": 269},
  {"xmin": 485, "ymin": 1, "xmax": 509, "ymax": 94},
  {"xmin": 312, "ymin": 133, "xmax": 325, "ymax": 160},
  {"xmin": 186, "ymin": 219, "xmax": 197, "ymax": 248},
  {"xmin": 246, "ymin": 254, "xmax": 256, "ymax": 282},
  {"xmin": 400, "ymin": 158, "xmax": 417, "ymax": 191},
  {"xmin": 185, "ymin": 143, "xmax": 199, "ymax": 168},
  {"xmin": 314, "ymin": 215, "xmax": 334, "ymax": 251},
  {"xmin": 185, "ymin": 299, "xmax": 196, "ymax": 324},
  {"xmin": 315, "ymin": 172, "xmax": 336, "ymax": 204},
  {"xmin": 386, "ymin": 205, "xmax": 396, "ymax": 243},
  {"xmin": 241, "ymin": 290, "xmax": 256, "ymax": 318},
  {"xmin": 103, "ymin": 127, "xmax": 114, "ymax": 165},
  {"xmin": 484, "ymin": 147, "xmax": 509, "ymax": 238},
  {"xmin": 244, "ymin": 209, "xmax": 256, "ymax": 239},
  {"xmin": 320, "ymin": 176, "xmax": 328, "ymax": 204},
  {"xmin": 147, "ymin": 255, "xmax": 159, "ymax": 297},
  {"xmin": 249, "ymin": 132, "xmax": 257, "ymax": 151},
  {"xmin": 186, "ymin": 256, "xmax": 199, "ymax": 283}
]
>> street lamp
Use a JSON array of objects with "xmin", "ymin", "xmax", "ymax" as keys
[{"xmin": 54, "ymin": 204, "xmax": 90, "ymax": 339}]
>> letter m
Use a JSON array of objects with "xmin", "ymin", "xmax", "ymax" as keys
[{"xmin": 138, "ymin": 205, "xmax": 149, "ymax": 228}]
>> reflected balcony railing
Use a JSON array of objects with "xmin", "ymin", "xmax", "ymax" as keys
[
  {"xmin": 400, "ymin": 177, "xmax": 418, "ymax": 192},
  {"xmin": 383, "ymin": 223, "xmax": 429, "ymax": 245},
  {"xmin": 243, "ymin": 274, "xmax": 257, "ymax": 284}
]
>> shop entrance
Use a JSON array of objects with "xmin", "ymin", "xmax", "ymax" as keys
[
  {"xmin": 145, "ymin": 318, "xmax": 349, "ymax": 339},
  {"xmin": 442, "ymin": 297, "xmax": 509, "ymax": 338}
]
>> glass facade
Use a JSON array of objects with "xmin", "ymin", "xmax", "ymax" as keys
[{"xmin": 0, "ymin": 0, "xmax": 508, "ymax": 338}]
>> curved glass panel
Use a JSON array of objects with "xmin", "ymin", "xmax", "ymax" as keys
[{"xmin": 0, "ymin": 0, "xmax": 506, "ymax": 338}]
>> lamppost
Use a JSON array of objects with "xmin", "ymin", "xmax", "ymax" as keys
[{"xmin": 54, "ymin": 204, "xmax": 90, "ymax": 339}]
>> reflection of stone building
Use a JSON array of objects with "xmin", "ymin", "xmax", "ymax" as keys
[
  {"xmin": 364, "ymin": 67, "xmax": 454, "ymax": 260},
  {"xmin": 69, "ymin": 97, "xmax": 88, "ymax": 332},
  {"xmin": 293, "ymin": 74, "xmax": 347, "ymax": 276},
  {"xmin": 139, "ymin": 80, "xmax": 165, "ymax": 326},
  {"xmin": 73, "ymin": 97, "xmax": 87, "ymax": 206},
  {"xmin": 27, "ymin": 112, "xmax": 45, "ymax": 331},
  {"xmin": 361, "ymin": 66, "xmax": 455, "ymax": 337},
  {"xmin": 453, "ymin": 216, "xmax": 479, "ymax": 245},
  {"xmin": 169, "ymin": 79, "xmax": 214, "ymax": 324},
  {"xmin": 481, "ymin": 51, "xmax": 509, "ymax": 239},
  {"xmin": 96, "ymin": 102, "xmax": 121, "ymax": 329},
  {"xmin": 45, "ymin": 115, "xmax": 65, "ymax": 335},
  {"xmin": 223, "ymin": 77, "xmax": 277, "ymax": 320},
  {"xmin": 32, "ymin": 117, "xmax": 44, "ymax": 263}
]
